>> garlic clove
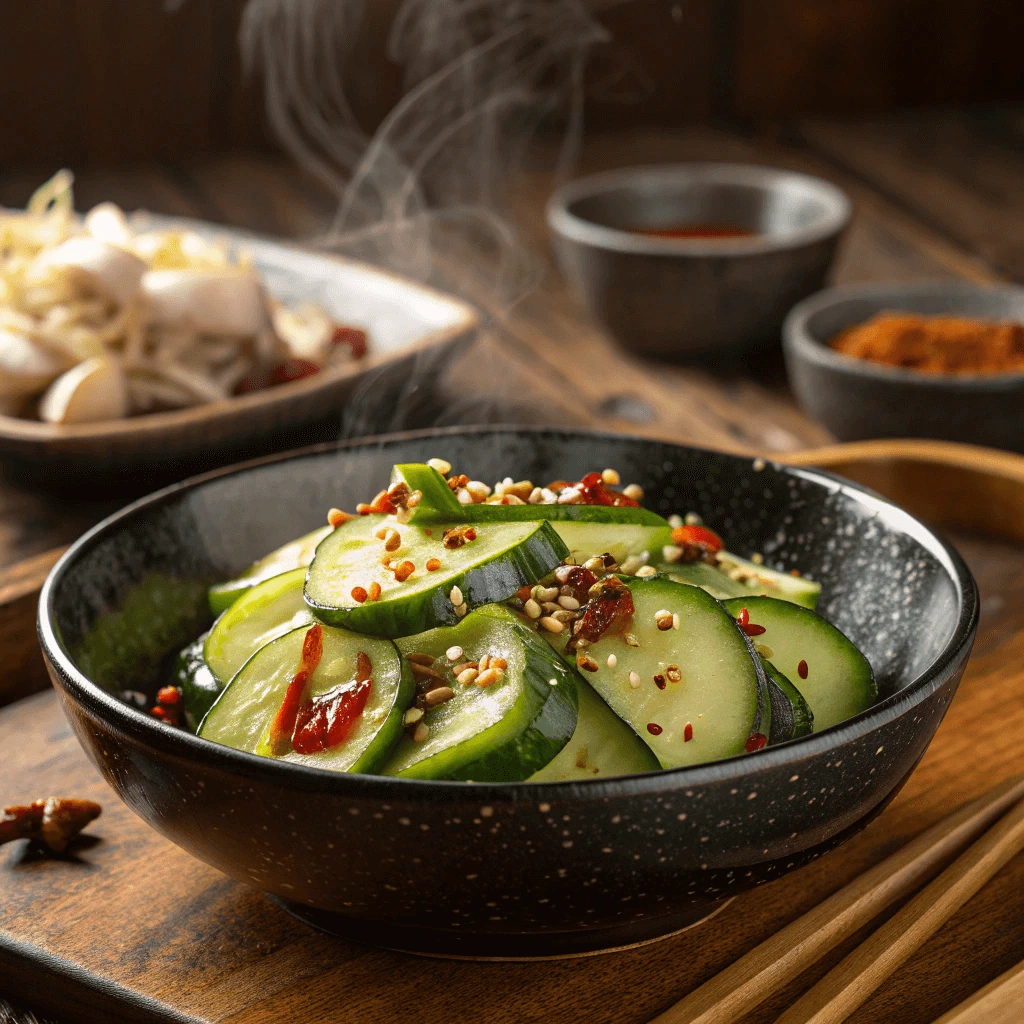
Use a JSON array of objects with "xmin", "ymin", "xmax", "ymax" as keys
[
  {"xmin": 39, "ymin": 357, "xmax": 128, "ymax": 424},
  {"xmin": 33, "ymin": 237, "xmax": 147, "ymax": 307},
  {"xmin": 142, "ymin": 270, "xmax": 269, "ymax": 336},
  {"xmin": 0, "ymin": 330, "xmax": 67, "ymax": 397}
]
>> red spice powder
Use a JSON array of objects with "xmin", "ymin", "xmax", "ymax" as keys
[{"xmin": 831, "ymin": 312, "xmax": 1024, "ymax": 375}]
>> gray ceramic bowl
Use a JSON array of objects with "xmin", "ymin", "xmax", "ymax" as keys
[
  {"xmin": 784, "ymin": 282, "xmax": 1024, "ymax": 451},
  {"xmin": 547, "ymin": 163, "xmax": 851, "ymax": 358},
  {"xmin": 38, "ymin": 427, "xmax": 977, "ymax": 959}
]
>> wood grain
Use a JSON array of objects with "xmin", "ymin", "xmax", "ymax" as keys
[{"xmin": 932, "ymin": 959, "xmax": 1024, "ymax": 1024}]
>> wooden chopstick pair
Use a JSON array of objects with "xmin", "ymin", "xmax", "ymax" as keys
[{"xmin": 649, "ymin": 774, "xmax": 1024, "ymax": 1024}]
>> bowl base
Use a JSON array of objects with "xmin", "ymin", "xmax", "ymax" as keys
[{"xmin": 265, "ymin": 894, "xmax": 733, "ymax": 960}]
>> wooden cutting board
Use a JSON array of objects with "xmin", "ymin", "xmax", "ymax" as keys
[{"xmin": 6, "ymin": 440, "xmax": 1024, "ymax": 1024}]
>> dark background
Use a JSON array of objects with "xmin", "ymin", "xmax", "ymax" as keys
[{"xmin": 3, "ymin": 0, "xmax": 1023, "ymax": 165}]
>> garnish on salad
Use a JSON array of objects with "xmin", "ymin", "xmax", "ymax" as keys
[
  {"xmin": 0, "ymin": 171, "xmax": 367, "ymax": 424},
  {"xmin": 154, "ymin": 460, "xmax": 877, "ymax": 781}
]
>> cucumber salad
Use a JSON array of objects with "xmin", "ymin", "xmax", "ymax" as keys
[{"xmin": 170, "ymin": 459, "xmax": 877, "ymax": 782}]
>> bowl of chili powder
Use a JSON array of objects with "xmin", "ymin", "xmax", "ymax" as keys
[{"xmin": 783, "ymin": 280, "xmax": 1024, "ymax": 451}]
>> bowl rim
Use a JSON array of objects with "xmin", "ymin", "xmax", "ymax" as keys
[
  {"xmin": 783, "ymin": 279, "xmax": 1024, "ymax": 390},
  {"xmin": 38, "ymin": 424, "xmax": 978, "ymax": 801},
  {"xmin": 546, "ymin": 162, "xmax": 852, "ymax": 257}
]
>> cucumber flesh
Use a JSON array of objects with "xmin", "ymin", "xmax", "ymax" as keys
[
  {"xmin": 658, "ymin": 560, "xmax": 749, "ymax": 601},
  {"xmin": 390, "ymin": 463, "xmax": 667, "ymax": 527},
  {"xmin": 762, "ymin": 657, "xmax": 814, "ymax": 740},
  {"xmin": 380, "ymin": 606, "xmax": 577, "ymax": 781},
  {"xmin": 208, "ymin": 526, "xmax": 330, "ymax": 616},
  {"xmin": 722, "ymin": 596, "xmax": 876, "ymax": 732},
  {"xmin": 204, "ymin": 567, "xmax": 311, "ymax": 685},
  {"xmin": 564, "ymin": 577, "xmax": 769, "ymax": 769},
  {"xmin": 717, "ymin": 553, "xmax": 821, "ymax": 609},
  {"xmin": 529, "ymin": 678, "xmax": 658, "ymax": 781},
  {"xmin": 199, "ymin": 624, "xmax": 413, "ymax": 774},
  {"xmin": 554, "ymin": 522, "xmax": 666, "ymax": 565},
  {"xmin": 305, "ymin": 514, "xmax": 567, "ymax": 638}
]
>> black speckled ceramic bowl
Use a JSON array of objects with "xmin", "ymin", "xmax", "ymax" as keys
[
  {"xmin": 38, "ymin": 427, "xmax": 977, "ymax": 958},
  {"xmin": 784, "ymin": 281, "xmax": 1024, "ymax": 451}
]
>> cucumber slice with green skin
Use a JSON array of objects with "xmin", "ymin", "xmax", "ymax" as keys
[
  {"xmin": 529, "ymin": 678, "xmax": 658, "ymax": 781},
  {"xmin": 177, "ymin": 631, "xmax": 219, "ymax": 732},
  {"xmin": 722, "ymin": 596, "xmax": 876, "ymax": 732},
  {"xmin": 658, "ymin": 560, "xmax": 750, "ymax": 601},
  {"xmin": 390, "ymin": 463, "xmax": 667, "ymax": 527},
  {"xmin": 305, "ymin": 514, "xmax": 568, "ymax": 638},
  {"xmin": 208, "ymin": 526, "xmax": 331, "ymax": 616},
  {"xmin": 761, "ymin": 657, "xmax": 814, "ymax": 741},
  {"xmin": 380, "ymin": 606, "xmax": 578, "ymax": 781},
  {"xmin": 554, "ymin": 522, "xmax": 667, "ymax": 566},
  {"xmin": 199, "ymin": 624, "xmax": 413, "ymax": 773},
  {"xmin": 566, "ymin": 577, "xmax": 769, "ymax": 769},
  {"xmin": 204, "ymin": 568, "xmax": 312, "ymax": 685},
  {"xmin": 717, "ymin": 553, "xmax": 821, "ymax": 609}
]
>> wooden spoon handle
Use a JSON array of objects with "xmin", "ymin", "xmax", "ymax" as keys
[
  {"xmin": 775, "ymin": 793, "xmax": 1024, "ymax": 1024},
  {"xmin": 649, "ymin": 775, "xmax": 1024, "ymax": 1024},
  {"xmin": 784, "ymin": 438, "xmax": 1024, "ymax": 544}
]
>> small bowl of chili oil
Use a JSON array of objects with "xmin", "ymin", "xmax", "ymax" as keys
[
  {"xmin": 783, "ymin": 281, "xmax": 1024, "ymax": 451},
  {"xmin": 546, "ymin": 163, "xmax": 851, "ymax": 359}
]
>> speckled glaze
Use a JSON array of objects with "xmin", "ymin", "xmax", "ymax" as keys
[{"xmin": 38, "ymin": 427, "xmax": 977, "ymax": 958}]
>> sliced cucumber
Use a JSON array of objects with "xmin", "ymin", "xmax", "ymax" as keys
[
  {"xmin": 659, "ymin": 560, "xmax": 749, "ymax": 601},
  {"xmin": 199, "ymin": 624, "xmax": 413, "ymax": 773},
  {"xmin": 177, "ymin": 631, "xmax": 219, "ymax": 731},
  {"xmin": 305, "ymin": 514, "xmax": 567, "ymax": 638},
  {"xmin": 529, "ymin": 678, "xmax": 658, "ymax": 781},
  {"xmin": 567, "ymin": 577, "xmax": 769, "ymax": 769},
  {"xmin": 208, "ymin": 526, "xmax": 331, "ymax": 616},
  {"xmin": 204, "ymin": 568, "xmax": 312, "ymax": 685},
  {"xmin": 761, "ymin": 657, "xmax": 814, "ymax": 741},
  {"xmin": 390, "ymin": 463, "xmax": 667, "ymax": 527},
  {"xmin": 380, "ymin": 606, "xmax": 577, "ymax": 781},
  {"xmin": 554, "ymin": 522, "xmax": 666, "ymax": 565},
  {"xmin": 717, "ymin": 553, "xmax": 820, "ymax": 609},
  {"xmin": 722, "ymin": 596, "xmax": 876, "ymax": 732}
]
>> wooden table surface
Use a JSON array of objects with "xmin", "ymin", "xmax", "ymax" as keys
[{"xmin": 2, "ymin": 108, "xmax": 1023, "ymax": 1024}]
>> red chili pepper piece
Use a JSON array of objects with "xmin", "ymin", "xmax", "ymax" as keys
[
  {"xmin": 156, "ymin": 685, "xmax": 181, "ymax": 706},
  {"xmin": 683, "ymin": 722, "xmax": 694, "ymax": 742},
  {"xmin": 573, "ymin": 472, "xmax": 641, "ymax": 508},
  {"xmin": 647, "ymin": 722, "xmax": 663, "ymax": 736},
  {"xmin": 654, "ymin": 674, "xmax": 666, "ymax": 690},
  {"xmin": 741, "ymin": 622, "xmax": 767, "ymax": 637},
  {"xmin": 272, "ymin": 358, "xmax": 321, "ymax": 385},
  {"xmin": 735, "ymin": 607, "xmax": 749, "ymax": 627},
  {"xmin": 798, "ymin": 659, "xmax": 808, "ymax": 679},
  {"xmin": 332, "ymin": 326, "xmax": 368, "ymax": 358},
  {"xmin": 268, "ymin": 624, "xmax": 324, "ymax": 756},
  {"xmin": 291, "ymin": 678, "xmax": 372, "ymax": 754},
  {"xmin": 571, "ymin": 577, "xmax": 635, "ymax": 647},
  {"xmin": 670, "ymin": 524, "xmax": 723, "ymax": 562},
  {"xmin": 562, "ymin": 565, "xmax": 598, "ymax": 602},
  {"xmin": 745, "ymin": 733, "xmax": 767, "ymax": 753}
]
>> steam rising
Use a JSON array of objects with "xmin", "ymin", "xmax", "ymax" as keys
[{"xmin": 240, "ymin": 0, "xmax": 611, "ymax": 306}]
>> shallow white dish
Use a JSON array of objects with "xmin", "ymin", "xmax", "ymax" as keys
[{"xmin": 0, "ymin": 215, "xmax": 478, "ymax": 480}]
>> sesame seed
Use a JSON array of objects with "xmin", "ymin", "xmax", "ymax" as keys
[
  {"xmin": 684, "ymin": 512, "xmax": 703, "ymax": 526},
  {"xmin": 576, "ymin": 653, "xmax": 599, "ymax": 673},
  {"xmin": 476, "ymin": 668, "xmax": 504, "ymax": 688},
  {"xmin": 751, "ymin": 552, "xmax": 764, "ymax": 565},
  {"xmin": 427, "ymin": 458, "xmax": 451, "ymax": 475},
  {"xmin": 426, "ymin": 557, "xmax": 442, "ymax": 572},
  {"xmin": 413, "ymin": 723, "xmax": 429, "ymax": 743},
  {"xmin": 406, "ymin": 652, "xmax": 435, "ymax": 666},
  {"xmin": 351, "ymin": 586, "xmax": 368, "ymax": 603},
  {"xmin": 478, "ymin": 655, "xmax": 490, "ymax": 672},
  {"xmin": 327, "ymin": 507, "xmax": 350, "ymax": 528},
  {"xmin": 425, "ymin": 686, "xmax": 455, "ymax": 707},
  {"xmin": 457, "ymin": 667, "xmax": 479, "ymax": 686},
  {"xmin": 672, "ymin": 612, "xmax": 680, "ymax": 630},
  {"xmin": 393, "ymin": 560, "xmax": 415, "ymax": 582},
  {"xmin": 404, "ymin": 707, "xmax": 424, "ymax": 725},
  {"xmin": 449, "ymin": 585, "xmax": 463, "ymax": 606},
  {"xmin": 539, "ymin": 616, "xmax": 565, "ymax": 634},
  {"xmin": 755, "ymin": 644, "xmax": 774, "ymax": 658},
  {"xmin": 367, "ymin": 582, "xmax": 381, "ymax": 602},
  {"xmin": 662, "ymin": 545, "xmax": 683, "ymax": 564},
  {"xmin": 524, "ymin": 598, "xmax": 542, "ymax": 619},
  {"xmin": 606, "ymin": 653, "xmax": 617, "ymax": 668},
  {"xmin": 655, "ymin": 610, "xmax": 673, "ymax": 631},
  {"xmin": 446, "ymin": 645, "xmax": 464, "ymax": 662},
  {"xmin": 628, "ymin": 671, "xmax": 641, "ymax": 689},
  {"xmin": 456, "ymin": 489, "xmax": 472, "ymax": 504},
  {"xmin": 622, "ymin": 483, "xmax": 644, "ymax": 501},
  {"xmin": 527, "ymin": 487, "xmax": 544, "ymax": 504},
  {"xmin": 456, "ymin": 603, "xmax": 468, "ymax": 618},
  {"xmin": 558, "ymin": 595, "xmax": 580, "ymax": 611},
  {"xmin": 619, "ymin": 555, "xmax": 642, "ymax": 575},
  {"xmin": 667, "ymin": 514, "xmax": 683, "ymax": 529},
  {"xmin": 625, "ymin": 633, "xmax": 640, "ymax": 647},
  {"xmin": 491, "ymin": 657, "xmax": 507, "ymax": 670},
  {"xmin": 601, "ymin": 468, "xmax": 620, "ymax": 485},
  {"xmin": 384, "ymin": 529, "xmax": 402, "ymax": 552},
  {"xmin": 635, "ymin": 565, "xmax": 657, "ymax": 578}
]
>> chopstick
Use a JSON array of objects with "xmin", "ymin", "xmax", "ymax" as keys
[
  {"xmin": 931, "ymin": 958, "xmax": 1024, "ymax": 1023},
  {"xmin": 776, "ymin": 790, "xmax": 1024, "ymax": 1024},
  {"xmin": 649, "ymin": 774, "xmax": 1024, "ymax": 1024}
]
